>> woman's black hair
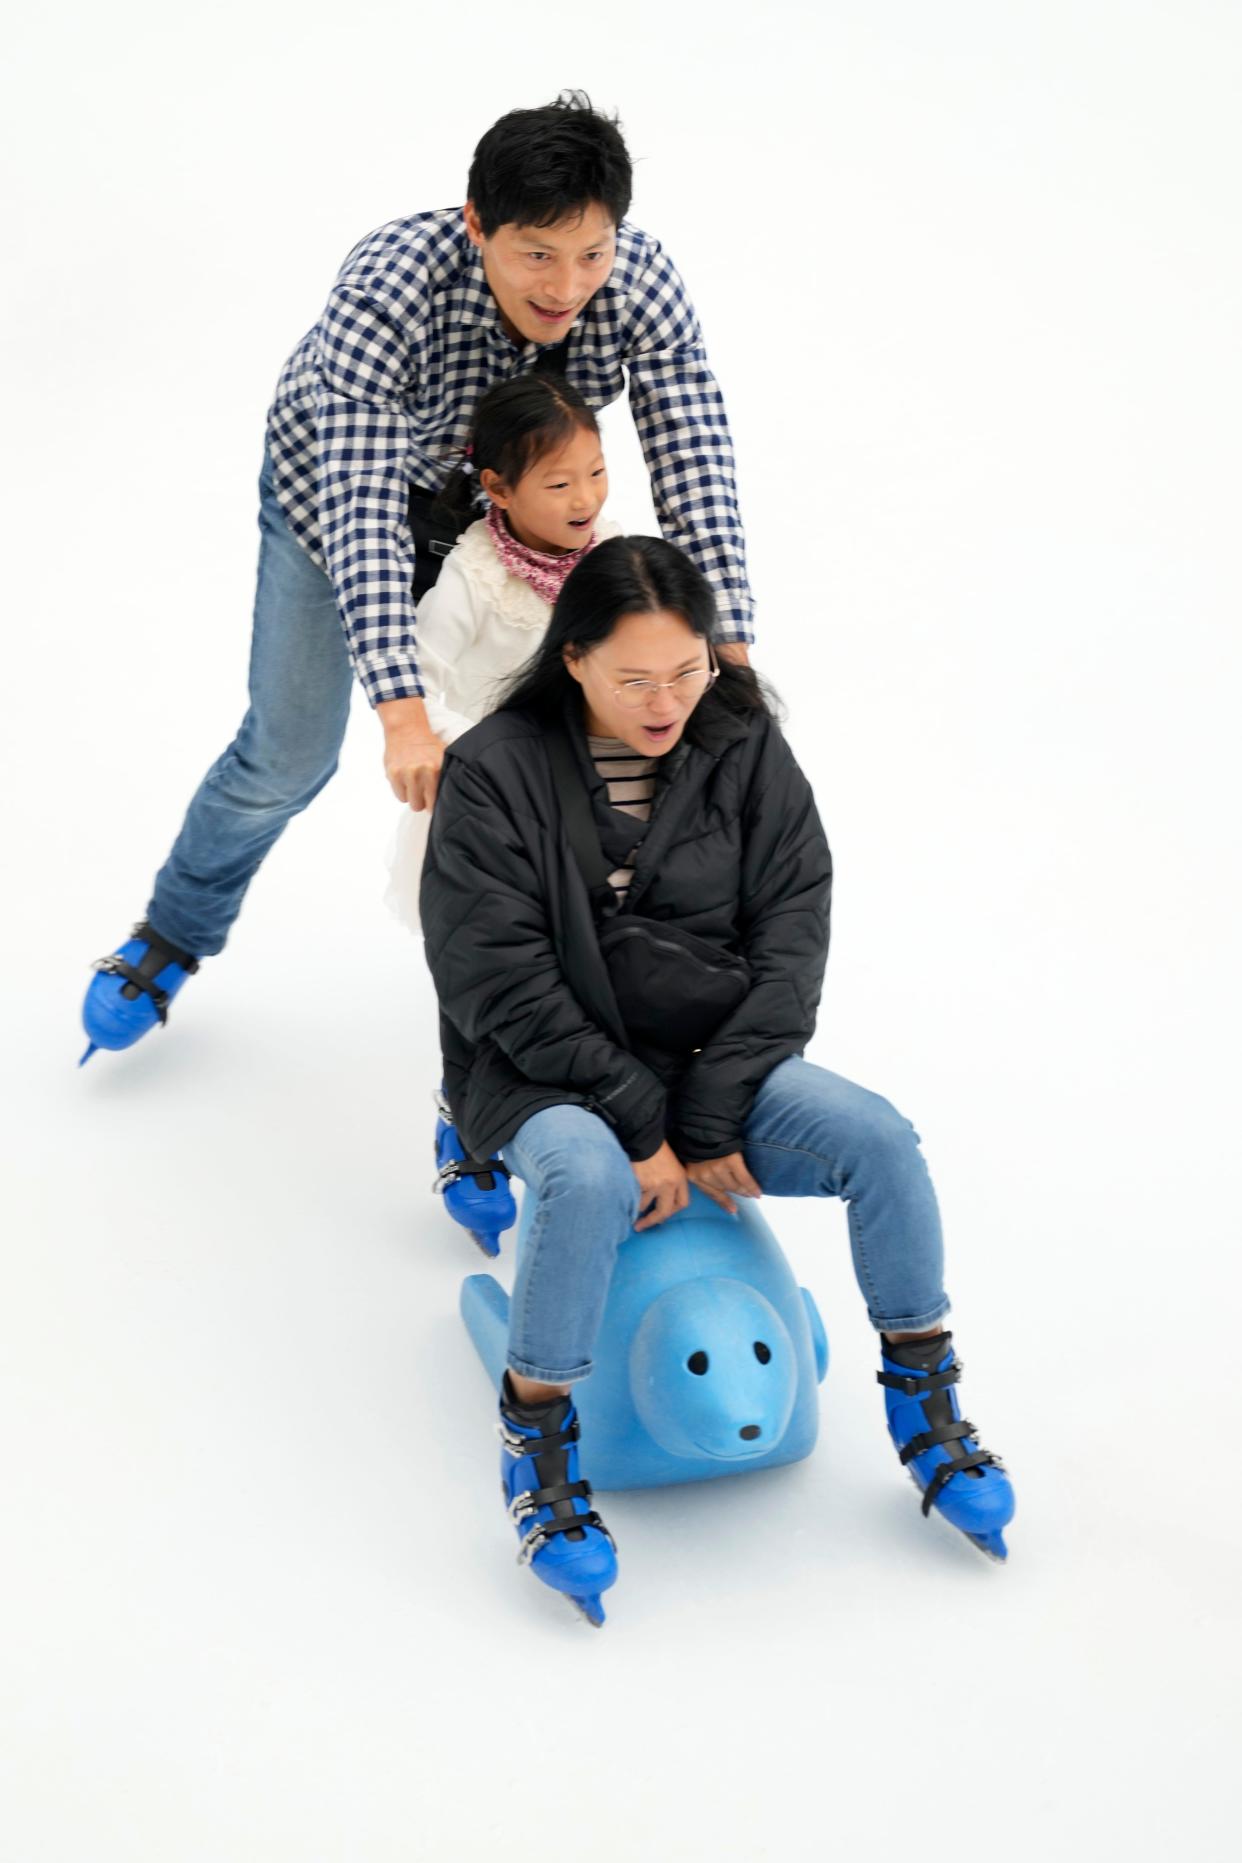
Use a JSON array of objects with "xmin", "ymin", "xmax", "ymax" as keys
[
  {"xmin": 434, "ymin": 372, "xmax": 601, "ymax": 533},
  {"xmin": 467, "ymin": 91, "xmax": 632, "ymax": 237},
  {"xmin": 496, "ymin": 535, "xmax": 775, "ymax": 728}
]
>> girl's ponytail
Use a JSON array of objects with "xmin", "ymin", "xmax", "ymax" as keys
[{"xmin": 432, "ymin": 453, "xmax": 479, "ymax": 533}]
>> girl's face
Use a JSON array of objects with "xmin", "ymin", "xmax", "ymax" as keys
[
  {"xmin": 564, "ymin": 610, "xmax": 717, "ymax": 757},
  {"xmin": 481, "ymin": 423, "xmax": 607, "ymax": 556}
]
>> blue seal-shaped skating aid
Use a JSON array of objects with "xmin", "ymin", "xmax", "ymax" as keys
[{"xmin": 460, "ymin": 1187, "xmax": 828, "ymax": 1491}]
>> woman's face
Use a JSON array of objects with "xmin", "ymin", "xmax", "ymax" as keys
[
  {"xmin": 563, "ymin": 610, "xmax": 716, "ymax": 756},
  {"xmin": 481, "ymin": 423, "xmax": 608, "ymax": 556}
]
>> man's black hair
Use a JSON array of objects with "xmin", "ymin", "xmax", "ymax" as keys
[{"xmin": 467, "ymin": 90, "xmax": 632, "ymax": 237}]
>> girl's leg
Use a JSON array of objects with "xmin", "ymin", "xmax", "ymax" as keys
[
  {"xmin": 739, "ymin": 1055, "xmax": 950, "ymax": 1336},
  {"xmin": 501, "ymin": 1103, "xmax": 640, "ymax": 1393}
]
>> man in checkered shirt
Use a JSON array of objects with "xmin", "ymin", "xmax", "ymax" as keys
[{"xmin": 81, "ymin": 92, "xmax": 754, "ymax": 1058}]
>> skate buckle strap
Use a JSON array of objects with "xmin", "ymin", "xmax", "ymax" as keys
[
  {"xmin": 432, "ymin": 1155, "xmax": 513, "ymax": 1194},
  {"xmin": 497, "ymin": 1418, "xmax": 581, "ymax": 1459},
  {"xmin": 91, "ymin": 922, "xmax": 199, "ymax": 1024},
  {"xmin": 877, "ymin": 1356, "xmax": 964, "ymax": 1398},
  {"xmin": 130, "ymin": 921, "xmax": 200, "ymax": 974},
  {"xmin": 516, "ymin": 1510, "xmax": 615, "ymax": 1567},
  {"xmin": 898, "ymin": 1420, "xmax": 978, "ymax": 1466},
  {"xmin": 920, "ymin": 1448, "xmax": 1003, "ymax": 1517},
  {"xmin": 91, "ymin": 957, "xmax": 173, "ymax": 1022},
  {"xmin": 508, "ymin": 1478, "xmax": 592, "ymax": 1524}
]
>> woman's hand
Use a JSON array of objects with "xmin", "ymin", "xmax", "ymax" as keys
[
  {"xmin": 684, "ymin": 1152, "xmax": 762, "ymax": 1215},
  {"xmin": 632, "ymin": 1141, "xmax": 691, "ymax": 1231},
  {"xmin": 378, "ymin": 698, "xmax": 446, "ymax": 809}
]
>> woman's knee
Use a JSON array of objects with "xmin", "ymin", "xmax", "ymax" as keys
[
  {"xmin": 511, "ymin": 1109, "xmax": 639, "ymax": 1225},
  {"xmin": 544, "ymin": 1138, "xmax": 639, "ymax": 1224},
  {"xmin": 784, "ymin": 1063, "xmax": 925, "ymax": 1170}
]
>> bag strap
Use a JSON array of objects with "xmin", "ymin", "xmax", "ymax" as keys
[{"xmin": 545, "ymin": 726, "xmax": 617, "ymax": 904}]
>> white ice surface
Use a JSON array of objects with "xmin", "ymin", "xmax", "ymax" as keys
[{"xmin": 2, "ymin": 4, "xmax": 1240, "ymax": 1859}]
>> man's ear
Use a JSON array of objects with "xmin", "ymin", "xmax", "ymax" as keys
[{"xmin": 463, "ymin": 201, "xmax": 485, "ymax": 249}]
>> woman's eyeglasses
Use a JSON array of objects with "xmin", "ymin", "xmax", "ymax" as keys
[{"xmin": 606, "ymin": 648, "xmax": 721, "ymax": 710}]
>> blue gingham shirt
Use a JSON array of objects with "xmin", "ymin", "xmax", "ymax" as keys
[{"xmin": 266, "ymin": 208, "xmax": 753, "ymax": 707}]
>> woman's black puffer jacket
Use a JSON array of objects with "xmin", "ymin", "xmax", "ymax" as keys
[{"xmin": 419, "ymin": 692, "xmax": 832, "ymax": 1164}]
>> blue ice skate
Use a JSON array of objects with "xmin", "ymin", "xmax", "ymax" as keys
[
  {"xmin": 432, "ymin": 1090, "xmax": 516, "ymax": 1258},
  {"xmin": 80, "ymin": 921, "xmax": 200, "ymax": 1065},
  {"xmin": 878, "ymin": 1331, "xmax": 1014, "ymax": 1562},
  {"xmin": 498, "ymin": 1377, "xmax": 617, "ymax": 1628}
]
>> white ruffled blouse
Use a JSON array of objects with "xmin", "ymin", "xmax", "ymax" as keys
[
  {"xmin": 386, "ymin": 513, "xmax": 620, "ymax": 933},
  {"xmin": 416, "ymin": 515, "xmax": 620, "ymax": 743}
]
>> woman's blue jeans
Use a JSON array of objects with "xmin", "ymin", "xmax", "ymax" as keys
[
  {"xmin": 146, "ymin": 450, "xmax": 354, "ymax": 956},
  {"xmin": 500, "ymin": 1056, "xmax": 950, "ymax": 1385}
]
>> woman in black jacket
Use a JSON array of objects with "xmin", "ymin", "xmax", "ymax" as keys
[{"xmin": 421, "ymin": 537, "xmax": 1014, "ymax": 1622}]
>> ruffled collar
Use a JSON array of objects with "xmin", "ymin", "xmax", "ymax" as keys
[{"xmin": 485, "ymin": 503, "xmax": 598, "ymax": 605}]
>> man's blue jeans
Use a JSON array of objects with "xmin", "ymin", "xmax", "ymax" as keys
[
  {"xmin": 500, "ymin": 1057, "xmax": 951, "ymax": 1385},
  {"xmin": 147, "ymin": 451, "xmax": 354, "ymax": 955}
]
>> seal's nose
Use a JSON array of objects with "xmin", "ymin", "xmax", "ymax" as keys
[{"xmin": 739, "ymin": 1424, "xmax": 762, "ymax": 1441}]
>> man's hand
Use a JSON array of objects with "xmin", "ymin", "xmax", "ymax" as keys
[
  {"xmin": 631, "ymin": 1140, "xmax": 691, "ymax": 1231},
  {"xmin": 716, "ymin": 641, "xmax": 751, "ymax": 668},
  {"xmin": 377, "ymin": 697, "xmax": 446, "ymax": 810},
  {"xmin": 684, "ymin": 1152, "xmax": 762, "ymax": 1215}
]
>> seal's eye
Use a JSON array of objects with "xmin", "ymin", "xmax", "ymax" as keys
[
  {"xmin": 687, "ymin": 1350, "xmax": 709, "ymax": 1376},
  {"xmin": 753, "ymin": 1341, "xmax": 772, "ymax": 1364}
]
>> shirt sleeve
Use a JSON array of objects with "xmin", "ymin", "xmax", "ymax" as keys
[
  {"xmin": 314, "ymin": 285, "xmax": 424, "ymax": 706},
  {"xmin": 623, "ymin": 240, "xmax": 755, "ymax": 645}
]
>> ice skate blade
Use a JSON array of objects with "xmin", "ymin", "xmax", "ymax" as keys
[
  {"xmin": 470, "ymin": 1230, "xmax": 502, "ymax": 1260},
  {"xmin": 965, "ymin": 1530, "xmax": 1008, "ymax": 1563},
  {"xmin": 565, "ymin": 1593, "xmax": 606, "ymax": 1628},
  {"xmin": 908, "ymin": 1471, "xmax": 1008, "ymax": 1565},
  {"xmin": 78, "ymin": 1042, "xmax": 98, "ymax": 1067}
]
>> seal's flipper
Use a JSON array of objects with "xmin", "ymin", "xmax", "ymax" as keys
[
  {"xmin": 801, "ymin": 1287, "xmax": 829, "ymax": 1382},
  {"xmin": 460, "ymin": 1273, "xmax": 510, "ymax": 1386}
]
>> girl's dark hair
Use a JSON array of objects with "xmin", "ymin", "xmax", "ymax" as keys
[
  {"xmin": 434, "ymin": 372, "xmax": 600, "ymax": 533},
  {"xmin": 467, "ymin": 91, "xmax": 632, "ymax": 237},
  {"xmin": 496, "ymin": 535, "xmax": 774, "ymax": 728}
]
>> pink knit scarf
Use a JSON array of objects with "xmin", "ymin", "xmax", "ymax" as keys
[{"xmin": 485, "ymin": 502, "xmax": 598, "ymax": 605}]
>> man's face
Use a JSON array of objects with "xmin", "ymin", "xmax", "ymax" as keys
[{"xmin": 464, "ymin": 202, "xmax": 617, "ymax": 346}]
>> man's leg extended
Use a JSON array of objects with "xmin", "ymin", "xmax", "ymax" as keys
[{"xmin": 147, "ymin": 452, "xmax": 354, "ymax": 957}]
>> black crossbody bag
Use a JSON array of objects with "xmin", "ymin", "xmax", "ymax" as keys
[{"xmin": 545, "ymin": 727, "xmax": 751, "ymax": 1055}]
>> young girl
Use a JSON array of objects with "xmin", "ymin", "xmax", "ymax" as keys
[
  {"xmin": 389, "ymin": 373, "xmax": 620, "ymax": 1248},
  {"xmin": 419, "ymin": 536, "xmax": 1015, "ymax": 1625},
  {"xmin": 386, "ymin": 373, "xmax": 618, "ymax": 929}
]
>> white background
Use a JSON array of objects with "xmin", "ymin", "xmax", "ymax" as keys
[{"xmin": 2, "ymin": 2, "xmax": 1239, "ymax": 1857}]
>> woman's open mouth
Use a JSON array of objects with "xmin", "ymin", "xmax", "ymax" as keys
[{"xmin": 640, "ymin": 721, "xmax": 677, "ymax": 744}]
